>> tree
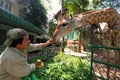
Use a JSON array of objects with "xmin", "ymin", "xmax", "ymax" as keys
[
  {"xmin": 20, "ymin": 0, "xmax": 48, "ymax": 33},
  {"xmin": 63, "ymin": 0, "xmax": 120, "ymax": 14},
  {"xmin": 64, "ymin": 0, "xmax": 89, "ymax": 14},
  {"xmin": 48, "ymin": 19, "xmax": 57, "ymax": 37},
  {"xmin": 91, "ymin": 0, "xmax": 120, "ymax": 10}
]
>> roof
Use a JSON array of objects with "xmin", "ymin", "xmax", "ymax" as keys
[{"xmin": 0, "ymin": 8, "xmax": 44, "ymax": 34}]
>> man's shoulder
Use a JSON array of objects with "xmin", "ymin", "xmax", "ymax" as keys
[{"xmin": 3, "ymin": 47, "xmax": 20, "ymax": 59}]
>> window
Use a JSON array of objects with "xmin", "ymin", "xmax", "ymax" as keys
[
  {"xmin": 0, "ymin": 0, "xmax": 4, "ymax": 7},
  {"xmin": 0, "ymin": 0, "xmax": 12, "ymax": 11}
]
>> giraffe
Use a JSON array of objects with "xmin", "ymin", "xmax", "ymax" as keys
[
  {"xmin": 51, "ymin": 8, "xmax": 120, "ymax": 79},
  {"xmin": 52, "ymin": 8, "xmax": 120, "ymax": 41}
]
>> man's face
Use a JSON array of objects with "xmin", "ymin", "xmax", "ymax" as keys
[{"xmin": 20, "ymin": 34, "xmax": 30, "ymax": 50}]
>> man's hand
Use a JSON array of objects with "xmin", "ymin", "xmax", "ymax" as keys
[{"xmin": 35, "ymin": 60, "xmax": 44, "ymax": 69}]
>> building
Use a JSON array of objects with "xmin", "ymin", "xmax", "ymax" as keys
[{"xmin": 0, "ymin": 0, "xmax": 27, "ymax": 16}]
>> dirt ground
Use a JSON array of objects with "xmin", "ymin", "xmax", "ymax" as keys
[
  {"xmin": 93, "ymin": 49, "xmax": 120, "ymax": 80},
  {"xmin": 65, "ymin": 47, "xmax": 120, "ymax": 80}
]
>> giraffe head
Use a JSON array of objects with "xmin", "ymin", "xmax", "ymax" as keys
[{"xmin": 52, "ymin": 14, "xmax": 83, "ymax": 41}]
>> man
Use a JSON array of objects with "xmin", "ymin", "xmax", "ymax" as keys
[{"xmin": 0, "ymin": 28, "xmax": 52, "ymax": 80}]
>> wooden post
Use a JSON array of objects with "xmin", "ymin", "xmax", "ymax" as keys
[
  {"xmin": 61, "ymin": 0, "xmax": 64, "ymax": 52},
  {"xmin": 78, "ymin": 28, "xmax": 82, "ymax": 53},
  {"xmin": 62, "ymin": 37, "xmax": 65, "ymax": 52}
]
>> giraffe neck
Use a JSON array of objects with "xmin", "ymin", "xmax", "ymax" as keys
[{"xmin": 75, "ymin": 8, "xmax": 119, "ymax": 28}]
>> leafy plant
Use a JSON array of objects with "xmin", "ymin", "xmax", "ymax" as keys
[{"xmin": 24, "ymin": 51, "xmax": 90, "ymax": 80}]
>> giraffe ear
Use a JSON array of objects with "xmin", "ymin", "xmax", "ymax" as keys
[{"xmin": 69, "ymin": 14, "xmax": 73, "ymax": 19}]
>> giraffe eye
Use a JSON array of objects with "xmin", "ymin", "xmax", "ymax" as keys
[{"xmin": 62, "ymin": 22, "xmax": 68, "ymax": 27}]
